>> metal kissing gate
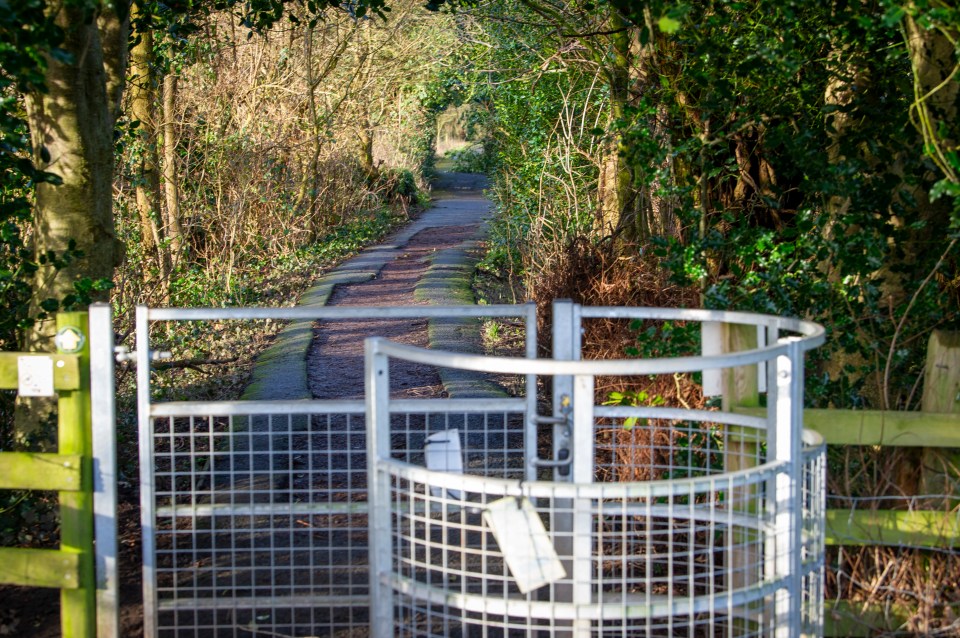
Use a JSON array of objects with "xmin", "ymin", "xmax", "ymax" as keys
[{"xmin": 136, "ymin": 302, "xmax": 826, "ymax": 637}]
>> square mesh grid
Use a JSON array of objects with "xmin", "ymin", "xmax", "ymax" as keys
[
  {"xmin": 374, "ymin": 406, "xmax": 825, "ymax": 638},
  {"xmin": 383, "ymin": 460, "xmax": 782, "ymax": 637},
  {"xmin": 148, "ymin": 408, "xmax": 526, "ymax": 637}
]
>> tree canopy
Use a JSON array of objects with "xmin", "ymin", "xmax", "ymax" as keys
[{"xmin": 438, "ymin": 0, "xmax": 959, "ymax": 407}]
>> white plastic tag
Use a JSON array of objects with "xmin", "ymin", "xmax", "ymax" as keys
[
  {"xmin": 18, "ymin": 356, "xmax": 54, "ymax": 397},
  {"xmin": 483, "ymin": 496, "xmax": 566, "ymax": 594},
  {"xmin": 424, "ymin": 429, "xmax": 463, "ymax": 500}
]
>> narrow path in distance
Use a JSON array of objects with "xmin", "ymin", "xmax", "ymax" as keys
[
  {"xmin": 307, "ymin": 224, "xmax": 476, "ymax": 399},
  {"xmin": 307, "ymin": 171, "xmax": 493, "ymax": 399}
]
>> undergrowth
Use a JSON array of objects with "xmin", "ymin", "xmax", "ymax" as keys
[{"xmin": 493, "ymin": 232, "xmax": 960, "ymax": 634}]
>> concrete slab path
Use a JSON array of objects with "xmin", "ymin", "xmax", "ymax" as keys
[{"xmin": 242, "ymin": 171, "xmax": 505, "ymax": 401}]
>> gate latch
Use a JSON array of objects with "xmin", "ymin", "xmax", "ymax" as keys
[
  {"xmin": 530, "ymin": 396, "xmax": 573, "ymax": 472},
  {"xmin": 114, "ymin": 346, "xmax": 173, "ymax": 364}
]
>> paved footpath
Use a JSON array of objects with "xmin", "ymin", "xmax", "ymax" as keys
[{"xmin": 242, "ymin": 171, "xmax": 504, "ymax": 401}]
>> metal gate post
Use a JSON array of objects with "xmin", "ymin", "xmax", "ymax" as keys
[
  {"xmin": 524, "ymin": 302, "xmax": 539, "ymax": 483},
  {"xmin": 570, "ymin": 372, "xmax": 595, "ymax": 637},
  {"xmin": 365, "ymin": 338, "xmax": 393, "ymax": 638},
  {"xmin": 551, "ymin": 300, "xmax": 581, "ymax": 634},
  {"xmin": 771, "ymin": 338, "xmax": 804, "ymax": 638},
  {"xmin": 90, "ymin": 303, "xmax": 118, "ymax": 638},
  {"xmin": 135, "ymin": 305, "xmax": 158, "ymax": 638},
  {"xmin": 551, "ymin": 299, "xmax": 577, "ymax": 483}
]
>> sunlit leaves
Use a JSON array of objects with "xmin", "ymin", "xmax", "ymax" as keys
[{"xmin": 657, "ymin": 15, "xmax": 680, "ymax": 34}]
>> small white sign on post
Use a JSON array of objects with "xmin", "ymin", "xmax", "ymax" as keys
[
  {"xmin": 18, "ymin": 356, "xmax": 55, "ymax": 397},
  {"xmin": 424, "ymin": 429, "xmax": 463, "ymax": 500},
  {"xmin": 701, "ymin": 322, "xmax": 723, "ymax": 397},
  {"xmin": 484, "ymin": 496, "xmax": 566, "ymax": 594}
]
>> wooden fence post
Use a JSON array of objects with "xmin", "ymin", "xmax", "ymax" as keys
[
  {"xmin": 56, "ymin": 311, "xmax": 95, "ymax": 638},
  {"xmin": 721, "ymin": 324, "xmax": 761, "ymax": 602},
  {"xmin": 0, "ymin": 311, "xmax": 94, "ymax": 637},
  {"xmin": 920, "ymin": 330, "xmax": 960, "ymax": 507}
]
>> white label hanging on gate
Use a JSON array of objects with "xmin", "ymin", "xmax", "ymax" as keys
[
  {"xmin": 18, "ymin": 356, "xmax": 54, "ymax": 397},
  {"xmin": 424, "ymin": 429, "xmax": 463, "ymax": 500},
  {"xmin": 483, "ymin": 496, "xmax": 565, "ymax": 594}
]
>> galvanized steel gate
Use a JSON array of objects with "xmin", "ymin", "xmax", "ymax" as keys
[
  {"xmin": 135, "ymin": 304, "xmax": 538, "ymax": 637},
  {"xmin": 136, "ymin": 302, "xmax": 827, "ymax": 637},
  {"xmin": 365, "ymin": 304, "xmax": 827, "ymax": 638}
]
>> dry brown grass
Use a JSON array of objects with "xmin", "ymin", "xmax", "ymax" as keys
[
  {"xmin": 826, "ymin": 445, "xmax": 960, "ymax": 635},
  {"xmin": 526, "ymin": 234, "xmax": 707, "ymax": 482}
]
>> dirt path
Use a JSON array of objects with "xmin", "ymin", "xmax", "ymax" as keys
[{"xmin": 307, "ymin": 224, "xmax": 478, "ymax": 400}]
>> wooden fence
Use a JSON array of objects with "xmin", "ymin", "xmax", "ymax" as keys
[
  {"xmin": 0, "ymin": 312, "xmax": 95, "ymax": 638},
  {"xmin": 724, "ymin": 324, "xmax": 960, "ymax": 636}
]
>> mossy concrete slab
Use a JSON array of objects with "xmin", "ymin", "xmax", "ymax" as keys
[{"xmin": 416, "ymin": 236, "xmax": 508, "ymax": 399}]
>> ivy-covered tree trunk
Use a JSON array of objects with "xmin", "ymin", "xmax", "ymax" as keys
[
  {"xmin": 903, "ymin": 13, "xmax": 957, "ymax": 241},
  {"xmin": 901, "ymin": 14, "xmax": 959, "ymax": 498},
  {"xmin": 597, "ymin": 8, "xmax": 632, "ymax": 237},
  {"xmin": 129, "ymin": 19, "xmax": 169, "ymax": 285},
  {"xmin": 17, "ymin": 2, "xmax": 127, "ymax": 446}
]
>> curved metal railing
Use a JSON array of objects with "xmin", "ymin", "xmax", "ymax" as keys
[{"xmin": 366, "ymin": 305, "xmax": 826, "ymax": 638}]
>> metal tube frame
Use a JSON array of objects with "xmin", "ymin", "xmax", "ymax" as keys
[
  {"xmin": 366, "ymin": 304, "xmax": 825, "ymax": 638},
  {"xmin": 134, "ymin": 302, "xmax": 823, "ymax": 637},
  {"xmin": 135, "ymin": 303, "xmax": 538, "ymax": 637},
  {"xmin": 90, "ymin": 303, "xmax": 118, "ymax": 638}
]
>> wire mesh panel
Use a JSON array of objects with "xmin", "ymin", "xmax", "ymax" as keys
[
  {"xmin": 147, "ymin": 408, "xmax": 371, "ymax": 637},
  {"xmin": 800, "ymin": 435, "xmax": 827, "ymax": 636},
  {"xmin": 372, "ymin": 453, "xmax": 826, "ymax": 637},
  {"xmin": 365, "ymin": 305, "xmax": 827, "ymax": 638},
  {"xmin": 145, "ymin": 404, "xmax": 528, "ymax": 637},
  {"xmin": 137, "ymin": 305, "xmax": 536, "ymax": 638}
]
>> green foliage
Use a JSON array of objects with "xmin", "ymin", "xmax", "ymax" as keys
[
  {"xmin": 164, "ymin": 208, "xmax": 401, "ymax": 307},
  {"xmin": 603, "ymin": 389, "xmax": 665, "ymax": 430},
  {"xmin": 667, "ymin": 425, "xmax": 724, "ymax": 479},
  {"xmin": 375, "ymin": 168, "xmax": 421, "ymax": 204},
  {"xmin": 455, "ymin": 0, "xmax": 957, "ymax": 409},
  {"xmin": 461, "ymin": 5, "xmax": 604, "ymax": 275},
  {"xmin": 448, "ymin": 144, "xmax": 494, "ymax": 175},
  {"xmin": 624, "ymin": 319, "xmax": 700, "ymax": 359},
  {"xmin": 288, "ymin": 209, "xmax": 401, "ymax": 266},
  {"xmin": 616, "ymin": 1, "xmax": 958, "ymax": 407},
  {"xmin": 0, "ymin": 2, "xmax": 64, "ymax": 349}
]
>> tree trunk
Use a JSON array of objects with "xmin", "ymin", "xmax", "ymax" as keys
[
  {"xmin": 19, "ymin": 4, "xmax": 126, "ymax": 446},
  {"xmin": 818, "ymin": 48, "xmax": 882, "ymax": 404},
  {"xmin": 902, "ymin": 14, "xmax": 958, "ymax": 239},
  {"xmin": 358, "ymin": 113, "xmax": 377, "ymax": 179},
  {"xmin": 876, "ymin": 17, "xmax": 958, "ymax": 320},
  {"xmin": 296, "ymin": 21, "xmax": 322, "ymax": 232},
  {"xmin": 162, "ymin": 72, "xmax": 184, "ymax": 265},
  {"xmin": 596, "ymin": 9, "xmax": 632, "ymax": 237},
  {"xmin": 906, "ymin": 15, "xmax": 958, "ymax": 161},
  {"xmin": 99, "ymin": 2, "xmax": 129, "ymax": 122},
  {"xmin": 129, "ymin": 18, "xmax": 169, "ymax": 286}
]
